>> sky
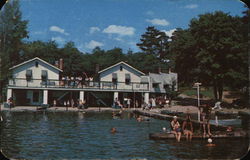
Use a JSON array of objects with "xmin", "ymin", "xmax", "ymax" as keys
[{"xmin": 16, "ymin": 0, "xmax": 247, "ymax": 53}]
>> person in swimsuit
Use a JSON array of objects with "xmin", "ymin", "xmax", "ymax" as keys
[
  {"xmin": 182, "ymin": 114, "xmax": 193, "ymax": 141},
  {"xmin": 201, "ymin": 104, "xmax": 212, "ymax": 137},
  {"xmin": 171, "ymin": 116, "xmax": 182, "ymax": 142}
]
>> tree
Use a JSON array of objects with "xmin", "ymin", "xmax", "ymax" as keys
[
  {"xmin": 22, "ymin": 40, "xmax": 60, "ymax": 63},
  {"xmin": 137, "ymin": 26, "xmax": 169, "ymax": 59},
  {"xmin": 0, "ymin": 0, "xmax": 28, "ymax": 101},
  {"xmin": 60, "ymin": 42, "xmax": 83, "ymax": 77},
  {"xmin": 170, "ymin": 28, "xmax": 199, "ymax": 86},
  {"xmin": 171, "ymin": 11, "xmax": 248, "ymax": 101}
]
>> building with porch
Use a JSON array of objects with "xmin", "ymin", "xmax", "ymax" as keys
[{"xmin": 7, "ymin": 58, "xmax": 177, "ymax": 107}]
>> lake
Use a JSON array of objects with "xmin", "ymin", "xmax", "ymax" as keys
[{"xmin": 0, "ymin": 111, "xmax": 248, "ymax": 159}]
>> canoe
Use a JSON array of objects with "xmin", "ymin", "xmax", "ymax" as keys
[{"xmin": 149, "ymin": 130, "xmax": 248, "ymax": 140}]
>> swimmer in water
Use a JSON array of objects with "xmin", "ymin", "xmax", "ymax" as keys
[
  {"xmin": 206, "ymin": 138, "xmax": 216, "ymax": 147},
  {"xmin": 110, "ymin": 127, "xmax": 117, "ymax": 134}
]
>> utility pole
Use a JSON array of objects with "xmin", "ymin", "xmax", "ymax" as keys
[{"xmin": 194, "ymin": 82, "xmax": 202, "ymax": 122}]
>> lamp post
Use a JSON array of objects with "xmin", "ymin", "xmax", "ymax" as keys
[{"xmin": 194, "ymin": 82, "xmax": 202, "ymax": 122}]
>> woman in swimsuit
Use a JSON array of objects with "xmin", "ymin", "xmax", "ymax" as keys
[{"xmin": 182, "ymin": 114, "xmax": 193, "ymax": 141}]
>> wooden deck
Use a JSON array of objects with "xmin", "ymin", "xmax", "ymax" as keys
[
  {"xmin": 149, "ymin": 130, "xmax": 248, "ymax": 140},
  {"xmin": 133, "ymin": 109, "xmax": 229, "ymax": 131}
]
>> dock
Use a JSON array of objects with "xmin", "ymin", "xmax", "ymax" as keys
[
  {"xmin": 149, "ymin": 130, "xmax": 248, "ymax": 140},
  {"xmin": 133, "ymin": 109, "xmax": 229, "ymax": 131}
]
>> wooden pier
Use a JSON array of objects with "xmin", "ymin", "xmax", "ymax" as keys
[
  {"xmin": 149, "ymin": 130, "xmax": 248, "ymax": 140},
  {"xmin": 133, "ymin": 109, "xmax": 229, "ymax": 131}
]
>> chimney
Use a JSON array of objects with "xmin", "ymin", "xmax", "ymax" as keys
[
  {"xmin": 95, "ymin": 64, "xmax": 100, "ymax": 74},
  {"xmin": 59, "ymin": 58, "xmax": 64, "ymax": 70},
  {"xmin": 54, "ymin": 60, "xmax": 59, "ymax": 68}
]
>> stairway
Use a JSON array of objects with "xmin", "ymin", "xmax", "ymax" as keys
[{"xmin": 89, "ymin": 92, "xmax": 108, "ymax": 107}]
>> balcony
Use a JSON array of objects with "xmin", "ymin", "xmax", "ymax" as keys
[{"xmin": 8, "ymin": 78, "xmax": 149, "ymax": 92}]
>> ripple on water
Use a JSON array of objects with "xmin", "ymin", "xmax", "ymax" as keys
[{"xmin": 0, "ymin": 111, "xmax": 248, "ymax": 159}]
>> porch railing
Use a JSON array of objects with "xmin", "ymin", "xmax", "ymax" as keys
[{"xmin": 8, "ymin": 78, "xmax": 149, "ymax": 91}]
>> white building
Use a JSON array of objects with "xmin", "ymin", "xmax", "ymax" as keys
[
  {"xmin": 8, "ymin": 57, "xmax": 62, "ymax": 105},
  {"xmin": 7, "ymin": 58, "xmax": 177, "ymax": 107}
]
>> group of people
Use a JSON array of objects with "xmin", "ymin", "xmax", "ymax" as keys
[
  {"xmin": 143, "ymin": 96, "xmax": 170, "ymax": 110},
  {"xmin": 61, "ymin": 76, "xmax": 94, "ymax": 88},
  {"xmin": 170, "ymin": 104, "xmax": 214, "ymax": 142},
  {"xmin": 171, "ymin": 115, "xmax": 193, "ymax": 142},
  {"xmin": 54, "ymin": 99, "xmax": 87, "ymax": 109}
]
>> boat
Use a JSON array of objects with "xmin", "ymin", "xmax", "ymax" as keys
[{"xmin": 149, "ymin": 130, "xmax": 248, "ymax": 140}]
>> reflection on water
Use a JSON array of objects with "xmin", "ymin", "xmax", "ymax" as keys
[{"xmin": 0, "ymin": 111, "xmax": 248, "ymax": 159}]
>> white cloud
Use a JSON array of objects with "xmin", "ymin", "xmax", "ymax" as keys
[
  {"xmin": 89, "ymin": 27, "xmax": 101, "ymax": 34},
  {"xmin": 146, "ymin": 11, "xmax": 154, "ymax": 16},
  {"xmin": 51, "ymin": 36, "xmax": 66, "ymax": 44},
  {"xmin": 184, "ymin": 4, "xmax": 198, "ymax": 9},
  {"xmin": 162, "ymin": 29, "xmax": 176, "ymax": 37},
  {"xmin": 114, "ymin": 37, "xmax": 124, "ymax": 42},
  {"xmin": 33, "ymin": 31, "xmax": 44, "ymax": 35},
  {"xmin": 49, "ymin": 26, "xmax": 69, "ymax": 35},
  {"xmin": 146, "ymin": 18, "xmax": 170, "ymax": 26},
  {"xmin": 103, "ymin": 25, "xmax": 135, "ymax": 36},
  {"xmin": 85, "ymin": 40, "xmax": 104, "ymax": 49}
]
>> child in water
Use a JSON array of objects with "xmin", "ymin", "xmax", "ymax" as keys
[{"xmin": 206, "ymin": 138, "xmax": 216, "ymax": 147}]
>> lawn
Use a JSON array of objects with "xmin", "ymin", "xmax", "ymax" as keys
[{"xmin": 179, "ymin": 87, "xmax": 214, "ymax": 99}]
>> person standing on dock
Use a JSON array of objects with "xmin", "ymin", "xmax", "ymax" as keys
[
  {"xmin": 182, "ymin": 114, "xmax": 193, "ymax": 141},
  {"xmin": 201, "ymin": 104, "xmax": 212, "ymax": 137},
  {"xmin": 171, "ymin": 116, "xmax": 182, "ymax": 142}
]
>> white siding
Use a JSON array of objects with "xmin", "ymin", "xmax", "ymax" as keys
[
  {"xmin": 10, "ymin": 59, "xmax": 60, "ymax": 87},
  {"xmin": 100, "ymin": 64, "xmax": 142, "ymax": 83}
]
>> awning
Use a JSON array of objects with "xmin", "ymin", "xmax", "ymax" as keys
[
  {"xmin": 26, "ymin": 70, "xmax": 32, "ymax": 77},
  {"xmin": 141, "ymin": 77, "xmax": 149, "ymax": 83},
  {"xmin": 112, "ymin": 73, "xmax": 117, "ymax": 79},
  {"xmin": 163, "ymin": 80, "xmax": 170, "ymax": 85},
  {"xmin": 41, "ymin": 70, "xmax": 48, "ymax": 78},
  {"xmin": 125, "ymin": 73, "xmax": 130, "ymax": 79},
  {"xmin": 152, "ymin": 78, "xmax": 161, "ymax": 84}
]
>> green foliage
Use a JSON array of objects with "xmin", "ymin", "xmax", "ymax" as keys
[
  {"xmin": 0, "ymin": 0, "xmax": 28, "ymax": 101},
  {"xmin": 137, "ymin": 26, "xmax": 169, "ymax": 59},
  {"xmin": 170, "ymin": 11, "xmax": 248, "ymax": 100}
]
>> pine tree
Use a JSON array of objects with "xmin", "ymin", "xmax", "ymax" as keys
[
  {"xmin": 0, "ymin": 0, "xmax": 28, "ymax": 101},
  {"xmin": 137, "ymin": 26, "xmax": 169, "ymax": 59}
]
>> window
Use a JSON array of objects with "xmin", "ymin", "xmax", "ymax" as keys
[
  {"xmin": 153, "ymin": 83, "xmax": 159, "ymax": 88},
  {"xmin": 35, "ymin": 61, "xmax": 39, "ymax": 67},
  {"xmin": 164, "ymin": 84, "xmax": 169, "ymax": 89},
  {"xmin": 33, "ymin": 91, "xmax": 39, "ymax": 102},
  {"xmin": 125, "ymin": 73, "xmax": 130, "ymax": 85},
  {"xmin": 112, "ymin": 73, "xmax": 117, "ymax": 84},
  {"xmin": 41, "ymin": 70, "xmax": 48, "ymax": 82},
  {"xmin": 120, "ymin": 66, "xmax": 123, "ymax": 71},
  {"xmin": 26, "ymin": 70, "xmax": 32, "ymax": 81}
]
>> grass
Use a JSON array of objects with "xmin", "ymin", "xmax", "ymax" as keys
[{"xmin": 179, "ymin": 87, "xmax": 214, "ymax": 99}]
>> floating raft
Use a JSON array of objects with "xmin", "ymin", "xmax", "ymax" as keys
[
  {"xmin": 149, "ymin": 131, "xmax": 248, "ymax": 140},
  {"xmin": 133, "ymin": 110, "xmax": 228, "ymax": 131}
]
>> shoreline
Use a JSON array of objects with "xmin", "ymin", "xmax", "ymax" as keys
[{"xmin": 0, "ymin": 104, "xmax": 249, "ymax": 114}]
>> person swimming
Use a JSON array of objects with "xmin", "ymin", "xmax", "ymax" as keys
[
  {"xmin": 206, "ymin": 138, "xmax": 216, "ymax": 147},
  {"xmin": 110, "ymin": 127, "xmax": 117, "ymax": 134}
]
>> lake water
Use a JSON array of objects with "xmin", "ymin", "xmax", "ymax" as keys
[{"xmin": 0, "ymin": 111, "xmax": 248, "ymax": 159}]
